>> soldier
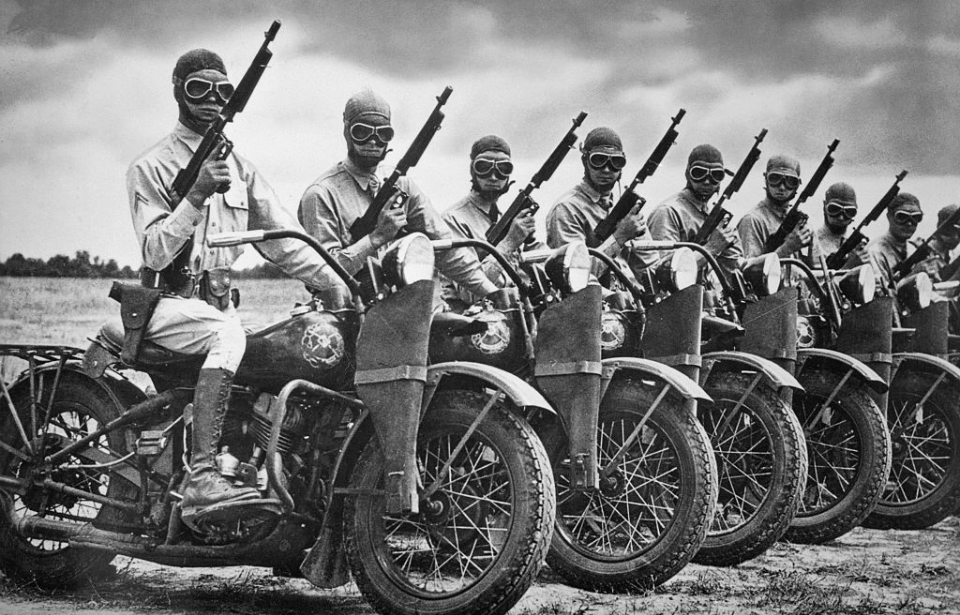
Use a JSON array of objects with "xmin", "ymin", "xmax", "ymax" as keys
[
  {"xmin": 126, "ymin": 49, "xmax": 339, "ymax": 516},
  {"xmin": 441, "ymin": 135, "xmax": 542, "ymax": 311},
  {"xmin": 809, "ymin": 182, "xmax": 870, "ymax": 267},
  {"xmin": 738, "ymin": 154, "xmax": 812, "ymax": 259},
  {"xmin": 298, "ymin": 89, "xmax": 498, "ymax": 305},
  {"xmin": 911, "ymin": 204, "xmax": 960, "ymax": 282},
  {"xmin": 646, "ymin": 144, "xmax": 741, "ymax": 279},
  {"xmin": 867, "ymin": 192, "xmax": 924, "ymax": 287},
  {"xmin": 545, "ymin": 127, "xmax": 648, "ymax": 285}
]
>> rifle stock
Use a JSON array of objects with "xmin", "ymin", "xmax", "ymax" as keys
[
  {"xmin": 825, "ymin": 169, "xmax": 907, "ymax": 269},
  {"xmin": 349, "ymin": 87, "xmax": 453, "ymax": 240},
  {"xmin": 485, "ymin": 111, "xmax": 588, "ymax": 246},
  {"xmin": 693, "ymin": 128, "xmax": 768, "ymax": 245},
  {"xmin": 594, "ymin": 108, "xmax": 686, "ymax": 242},
  {"xmin": 171, "ymin": 20, "xmax": 281, "ymax": 201},
  {"xmin": 762, "ymin": 138, "xmax": 839, "ymax": 254}
]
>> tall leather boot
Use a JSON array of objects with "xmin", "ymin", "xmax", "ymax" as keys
[{"xmin": 180, "ymin": 368, "xmax": 259, "ymax": 513}]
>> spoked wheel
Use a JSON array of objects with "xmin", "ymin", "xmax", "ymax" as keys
[
  {"xmin": 696, "ymin": 371, "xmax": 807, "ymax": 566},
  {"xmin": 0, "ymin": 372, "xmax": 136, "ymax": 588},
  {"xmin": 786, "ymin": 366, "xmax": 891, "ymax": 543},
  {"xmin": 544, "ymin": 376, "xmax": 717, "ymax": 592},
  {"xmin": 864, "ymin": 367, "xmax": 960, "ymax": 530},
  {"xmin": 344, "ymin": 390, "xmax": 554, "ymax": 615}
]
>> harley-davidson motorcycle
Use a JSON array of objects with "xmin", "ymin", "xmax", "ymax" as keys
[
  {"xmin": 429, "ymin": 238, "xmax": 717, "ymax": 592},
  {"xmin": 0, "ymin": 230, "xmax": 558, "ymax": 615},
  {"xmin": 597, "ymin": 241, "xmax": 807, "ymax": 567}
]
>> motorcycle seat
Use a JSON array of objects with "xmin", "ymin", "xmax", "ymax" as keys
[{"xmin": 99, "ymin": 319, "xmax": 203, "ymax": 367}]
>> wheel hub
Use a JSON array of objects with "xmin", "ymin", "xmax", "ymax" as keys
[{"xmin": 599, "ymin": 469, "xmax": 626, "ymax": 498}]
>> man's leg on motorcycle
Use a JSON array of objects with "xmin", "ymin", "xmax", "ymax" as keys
[{"xmin": 145, "ymin": 298, "xmax": 260, "ymax": 513}]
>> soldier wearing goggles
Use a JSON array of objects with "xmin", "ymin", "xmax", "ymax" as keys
[{"xmin": 738, "ymin": 154, "xmax": 812, "ymax": 259}]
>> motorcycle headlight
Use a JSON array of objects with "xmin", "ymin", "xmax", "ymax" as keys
[
  {"xmin": 544, "ymin": 241, "xmax": 591, "ymax": 294},
  {"xmin": 742, "ymin": 253, "xmax": 781, "ymax": 297},
  {"xmin": 382, "ymin": 232, "xmax": 435, "ymax": 288},
  {"xmin": 653, "ymin": 248, "xmax": 698, "ymax": 293},
  {"xmin": 796, "ymin": 315, "xmax": 818, "ymax": 349},
  {"xmin": 896, "ymin": 272, "xmax": 933, "ymax": 314},
  {"xmin": 837, "ymin": 264, "xmax": 876, "ymax": 306}
]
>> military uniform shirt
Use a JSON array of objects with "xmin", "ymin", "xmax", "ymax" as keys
[
  {"xmin": 127, "ymin": 122, "xmax": 338, "ymax": 289},
  {"xmin": 299, "ymin": 158, "xmax": 497, "ymax": 298},
  {"xmin": 737, "ymin": 198, "xmax": 801, "ymax": 259}
]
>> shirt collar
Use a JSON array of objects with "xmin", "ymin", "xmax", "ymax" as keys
[
  {"xmin": 174, "ymin": 122, "xmax": 204, "ymax": 153},
  {"xmin": 577, "ymin": 180, "xmax": 612, "ymax": 208},
  {"xmin": 679, "ymin": 187, "xmax": 709, "ymax": 213},
  {"xmin": 342, "ymin": 157, "xmax": 379, "ymax": 192},
  {"xmin": 468, "ymin": 190, "xmax": 498, "ymax": 217}
]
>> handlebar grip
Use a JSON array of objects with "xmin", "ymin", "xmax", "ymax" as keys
[{"xmin": 208, "ymin": 230, "xmax": 266, "ymax": 247}]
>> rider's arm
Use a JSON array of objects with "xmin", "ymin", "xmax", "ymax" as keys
[{"xmin": 298, "ymin": 173, "xmax": 380, "ymax": 276}]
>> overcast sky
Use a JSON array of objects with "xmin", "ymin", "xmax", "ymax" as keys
[{"xmin": 2, "ymin": 0, "xmax": 959, "ymax": 268}]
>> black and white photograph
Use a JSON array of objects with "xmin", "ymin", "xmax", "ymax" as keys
[{"xmin": 1, "ymin": 1, "xmax": 959, "ymax": 614}]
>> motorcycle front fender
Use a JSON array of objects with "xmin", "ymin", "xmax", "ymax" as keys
[
  {"xmin": 892, "ymin": 351, "xmax": 960, "ymax": 384},
  {"xmin": 796, "ymin": 347, "xmax": 888, "ymax": 394},
  {"xmin": 426, "ymin": 361, "xmax": 553, "ymax": 413},
  {"xmin": 602, "ymin": 356, "xmax": 711, "ymax": 402},
  {"xmin": 701, "ymin": 350, "xmax": 803, "ymax": 392}
]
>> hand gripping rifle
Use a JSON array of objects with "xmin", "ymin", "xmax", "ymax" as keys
[
  {"xmin": 171, "ymin": 20, "xmax": 281, "ymax": 201},
  {"xmin": 762, "ymin": 138, "xmax": 840, "ymax": 253},
  {"xmin": 349, "ymin": 86, "xmax": 453, "ymax": 240},
  {"xmin": 693, "ymin": 128, "xmax": 768, "ymax": 245},
  {"xmin": 485, "ymin": 111, "xmax": 588, "ymax": 246},
  {"xmin": 894, "ymin": 203, "xmax": 960, "ymax": 279},
  {"xmin": 592, "ymin": 108, "xmax": 686, "ymax": 242},
  {"xmin": 825, "ymin": 169, "xmax": 908, "ymax": 270}
]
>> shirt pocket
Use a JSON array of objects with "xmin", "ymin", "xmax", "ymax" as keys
[{"xmin": 221, "ymin": 183, "xmax": 249, "ymax": 232}]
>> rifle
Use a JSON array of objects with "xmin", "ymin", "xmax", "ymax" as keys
[
  {"xmin": 894, "ymin": 203, "xmax": 960, "ymax": 279},
  {"xmin": 485, "ymin": 111, "xmax": 588, "ymax": 246},
  {"xmin": 593, "ymin": 108, "xmax": 686, "ymax": 242},
  {"xmin": 825, "ymin": 170, "xmax": 908, "ymax": 269},
  {"xmin": 171, "ymin": 20, "xmax": 281, "ymax": 201},
  {"xmin": 693, "ymin": 128, "xmax": 768, "ymax": 245},
  {"xmin": 762, "ymin": 138, "xmax": 840, "ymax": 253},
  {"xmin": 349, "ymin": 86, "xmax": 453, "ymax": 240}
]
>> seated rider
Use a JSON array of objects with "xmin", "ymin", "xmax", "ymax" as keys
[{"xmin": 125, "ymin": 49, "xmax": 340, "ymax": 517}]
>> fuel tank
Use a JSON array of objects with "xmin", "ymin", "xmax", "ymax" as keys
[
  {"xmin": 428, "ymin": 289, "xmax": 527, "ymax": 374},
  {"xmin": 235, "ymin": 303, "xmax": 359, "ymax": 393}
]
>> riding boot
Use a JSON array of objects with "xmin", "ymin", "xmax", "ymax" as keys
[{"xmin": 181, "ymin": 368, "xmax": 259, "ymax": 513}]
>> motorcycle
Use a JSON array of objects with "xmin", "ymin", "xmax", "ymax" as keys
[
  {"xmin": 862, "ymin": 272, "xmax": 960, "ymax": 529},
  {"xmin": 0, "ymin": 229, "xmax": 558, "ymax": 615},
  {"xmin": 594, "ymin": 241, "xmax": 807, "ymax": 567},
  {"xmin": 429, "ymin": 238, "xmax": 717, "ymax": 591},
  {"xmin": 777, "ymin": 258, "xmax": 892, "ymax": 543}
]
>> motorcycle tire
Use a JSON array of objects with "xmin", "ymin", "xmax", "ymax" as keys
[
  {"xmin": 695, "ymin": 370, "xmax": 807, "ymax": 566},
  {"xmin": 343, "ymin": 389, "xmax": 555, "ymax": 615},
  {"xmin": 544, "ymin": 375, "xmax": 717, "ymax": 591},
  {"xmin": 0, "ymin": 372, "xmax": 135, "ymax": 588},
  {"xmin": 786, "ymin": 366, "xmax": 891, "ymax": 544},
  {"xmin": 864, "ymin": 366, "xmax": 960, "ymax": 530}
]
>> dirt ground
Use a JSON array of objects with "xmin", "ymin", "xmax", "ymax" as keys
[{"xmin": 0, "ymin": 517, "xmax": 958, "ymax": 615}]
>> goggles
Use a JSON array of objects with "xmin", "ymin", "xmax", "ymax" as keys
[
  {"xmin": 183, "ymin": 78, "xmax": 235, "ymax": 104},
  {"xmin": 587, "ymin": 152, "xmax": 627, "ymax": 171},
  {"xmin": 349, "ymin": 122, "xmax": 395, "ymax": 144},
  {"xmin": 689, "ymin": 165, "xmax": 726, "ymax": 184},
  {"xmin": 472, "ymin": 157, "xmax": 514, "ymax": 179},
  {"xmin": 766, "ymin": 172, "xmax": 801, "ymax": 190},
  {"xmin": 825, "ymin": 202, "xmax": 858, "ymax": 219},
  {"xmin": 893, "ymin": 210, "xmax": 923, "ymax": 225}
]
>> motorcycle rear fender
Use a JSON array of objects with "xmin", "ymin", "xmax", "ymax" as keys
[
  {"xmin": 892, "ymin": 351, "xmax": 960, "ymax": 384},
  {"xmin": 602, "ymin": 356, "xmax": 711, "ymax": 402},
  {"xmin": 796, "ymin": 347, "xmax": 888, "ymax": 394},
  {"xmin": 701, "ymin": 350, "xmax": 803, "ymax": 392}
]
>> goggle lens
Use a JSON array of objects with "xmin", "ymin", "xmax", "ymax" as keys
[
  {"xmin": 894, "ymin": 211, "xmax": 924, "ymax": 225},
  {"xmin": 826, "ymin": 203, "xmax": 858, "ymax": 219},
  {"xmin": 472, "ymin": 158, "xmax": 514, "ymax": 178},
  {"xmin": 183, "ymin": 78, "xmax": 235, "ymax": 104},
  {"xmin": 767, "ymin": 172, "xmax": 801, "ymax": 190},
  {"xmin": 349, "ymin": 122, "xmax": 395, "ymax": 144},
  {"xmin": 587, "ymin": 152, "xmax": 627, "ymax": 171},
  {"xmin": 689, "ymin": 165, "xmax": 726, "ymax": 184}
]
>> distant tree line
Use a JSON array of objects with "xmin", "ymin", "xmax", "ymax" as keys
[{"xmin": 0, "ymin": 252, "xmax": 287, "ymax": 279}]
